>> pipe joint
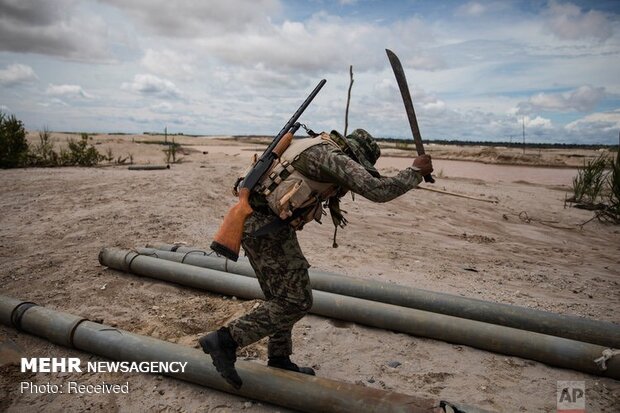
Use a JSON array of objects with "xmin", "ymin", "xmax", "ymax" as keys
[{"xmin": 11, "ymin": 302, "xmax": 37, "ymax": 331}]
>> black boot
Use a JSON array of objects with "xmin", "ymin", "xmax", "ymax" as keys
[
  {"xmin": 199, "ymin": 327, "xmax": 242, "ymax": 389},
  {"xmin": 268, "ymin": 356, "xmax": 315, "ymax": 376}
]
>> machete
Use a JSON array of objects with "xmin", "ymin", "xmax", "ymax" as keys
[{"xmin": 386, "ymin": 48, "xmax": 435, "ymax": 183}]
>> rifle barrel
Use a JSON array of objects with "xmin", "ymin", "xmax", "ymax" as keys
[
  {"xmin": 241, "ymin": 79, "xmax": 326, "ymax": 190},
  {"xmin": 264, "ymin": 79, "xmax": 326, "ymax": 155}
]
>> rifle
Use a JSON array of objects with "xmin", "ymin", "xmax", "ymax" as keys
[{"xmin": 210, "ymin": 79, "xmax": 327, "ymax": 261}]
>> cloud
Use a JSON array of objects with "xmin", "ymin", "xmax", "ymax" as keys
[
  {"xmin": 211, "ymin": 63, "xmax": 307, "ymax": 91},
  {"xmin": 422, "ymin": 100, "xmax": 447, "ymax": 114},
  {"xmin": 405, "ymin": 54, "xmax": 446, "ymax": 71},
  {"xmin": 566, "ymin": 109, "xmax": 620, "ymax": 133},
  {"xmin": 38, "ymin": 98, "xmax": 69, "ymax": 108},
  {"xmin": 456, "ymin": 2, "xmax": 486, "ymax": 17},
  {"xmin": 561, "ymin": 110, "xmax": 620, "ymax": 144},
  {"xmin": 150, "ymin": 102, "xmax": 174, "ymax": 113},
  {"xmin": 0, "ymin": 0, "xmax": 72, "ymax": 25},
  {"xmin": 0, "ymin": 0, "xmax": 112, "ymax": 61},
  {"xmin": 516, "ymin": 85, "xmax": 605, "ymax": 114},
  {"xmin": 141, "ymin": 49, "xmax": 195, "ymax": 80},
  {"xmin": 101, "ymin": 0, "xmax": 280, "ymax": 37},
  {"xmin": 198, "ymin": 14, "xmax": 437, "ymax": 74},
  {"xmin": 0, "ymin": 63, "xmax": 38, "ymax": 86},
  {"xmin": 523, "ymin": 115, "xmax": 552, "ymax": 129},
  {"xmin": 46, "ymin": 84, "xmax": 94, "ymax": 99},
  {"xmin": 121, "ymin": 74, "xmax": 181, "ymax": 99},
  {"xmin": 545, "ymin": 1, "xmax": 613, "ymax": 42},
  {"xmin": 102, "ymin": 2, "xmax": 441, "ymax": 75}
]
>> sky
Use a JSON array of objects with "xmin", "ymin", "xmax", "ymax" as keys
[{"xmin": 0, "ymin": 0, "xmax": 619, "ymax": 144}]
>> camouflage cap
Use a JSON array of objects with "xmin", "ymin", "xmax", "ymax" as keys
[{"xmin": 344, "ymin": 129, "xmax": 381, "ymax": 177}]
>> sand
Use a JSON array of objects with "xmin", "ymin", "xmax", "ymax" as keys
[{"xmin": 1, "ymin": 133, "xmax": 619, "ymax": 412}]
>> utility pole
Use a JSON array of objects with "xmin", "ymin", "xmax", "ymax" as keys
[{"xmin": 165, "ymin": 126, "xmax": 168, "ymax": 144}]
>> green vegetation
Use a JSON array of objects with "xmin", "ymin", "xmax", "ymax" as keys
[
  {"xmin": 597, "ymin": 149, "xmax": 620, "ymax": 224},
  {"xmin": 163, "ymin": 138, "xmax": 182, "ymax": 164},
  {"xmin": 61, "ymin": 133, "xmax": 104, "ymax": 166},
  {"xmin": 29, "ymin": 128, "xmax": 60, "ymax": 166},
  {"xmin": 0, "ymin": 112, "xmax": 28, "ymax": 168},
  {"xmin": 0, "ymin": 112, "xmax": 138, "ymax": 168},
  {"xmin": 570, "ymin": 154, "xmax": 608, "ymax": 205},
  {"xmin": 28, "ymin": 130, "xmax": 104, "ymax": 167},
  {"xmin": 569, "ymin": 150, "xmax": 620, "ymax": 224}
]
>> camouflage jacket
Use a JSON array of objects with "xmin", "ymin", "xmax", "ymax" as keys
[{"xmin": 292, "ymin": 138, "xmax": 423, "ymax": 202}]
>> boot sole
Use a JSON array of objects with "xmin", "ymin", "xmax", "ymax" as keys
[
  {"xmin": 199, "ymin": 336, "xmax": 243, "ymax": 390},
  {"xmin": 268, "ymin": 363, "xmax": 316, "ymax": 376}
]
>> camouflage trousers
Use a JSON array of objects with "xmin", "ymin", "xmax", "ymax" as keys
[{"xmin": 226, "ymin": 210, "xmax": 313, "ymax": 358}]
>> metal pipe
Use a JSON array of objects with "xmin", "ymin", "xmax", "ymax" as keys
[
  {"xmin": 128, "ymin": 165, "xmax": 170, "ymax": 170},
  {"xmin": 102, "ymin": 247, "xmax": 619, "ymax": 379},
  {"xmin": 140, "ymin": 245, "xmax": 620, "ymax": 348},
  {"xmin": 0, "ymin": 294, "xmax": 471, "ymax": 413}
]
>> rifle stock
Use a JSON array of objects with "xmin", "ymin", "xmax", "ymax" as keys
[
  {"xmin": 210, "ymin": 79, "xmax": 327, "ymax": 261},
  {"xmin": 210, "ymin": 131, "xmax": 297, "ymax": 262},
  {"xmin": 211, "ymin": 188, "xmax": 253, "ymax": 261}
]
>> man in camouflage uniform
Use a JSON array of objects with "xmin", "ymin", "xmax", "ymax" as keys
[{"xmin": 200, "ymin": 129, "xmax": 433, "ymax": 389}]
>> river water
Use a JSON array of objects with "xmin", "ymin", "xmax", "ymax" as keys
[
  {"xmin": 193, "ymin": 145, "xmax": 577, "ymax": 187},
  {"xmin": 377, "ymin": 157, "xmax": 577, "ymax": 187}
]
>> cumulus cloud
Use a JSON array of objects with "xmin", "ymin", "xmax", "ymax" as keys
[
  {"xmin": 523, "ymin": 115, "xmax": 552, "ymax": 129},
  {"xmin": 546, "ymin": 1, "xmax": 613, "ymax": 42},
  {"xmin": 121, "ymin": 74, "xmax": 181, "ymax": 99},
  {"xmin": 101, "ymin": 0, "xmax": 279, "ymax": 37},
  {"xmin": 197, "ymin": 14, "xmax": 437, "ymax": 74},
  {"xmin": 566, "ymin": 109, "xmax": 620, "ymax": 133},
  {"xmin": 422, "ymin": 100, "xmax": 447, "ymax": 114},
  {"xmin": 517, "ymin": 85, "xmax": 605, "ymax": 114},
  {"xmin": 141, "ymin": 49, "xmax": 195, "ymax": 80},
  {"xmin": 103, "ymin": 1, "xmax": 440, "ymax": 75},
  {"xmin": 0, "ymin": 63, "xmax": 38, "ymax": 86},
  {"xmin": 0, "ymin": 0, "xmax": 112, "ymax": 61}
]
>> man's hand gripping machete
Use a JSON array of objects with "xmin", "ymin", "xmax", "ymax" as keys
[{"xmin": 386, "ymin": 49, "xmax": 435, "ymax": 183}]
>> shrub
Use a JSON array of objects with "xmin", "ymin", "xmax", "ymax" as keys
[
  {"xmin": 163, "ymin": 139, "xmax": 182, "ymax": 164},
  {"xmin": 570, "ymin": 154, "xmax": 608, "ymax": 205},
  {"xmin": 29, "ymin": 128, "xmax": 60, "ymax": 166},
  {"xmin": 0, "ymin": 112, "xmax": 29, "ymax": 168},
  {"xmin": 61, "ymin": 133, "xmax": 104, "ymax": 166},
  {"xmin": 597, "ymin": 150, "xmax": 620, "ymax": 223},
  {"xmin": 105, "ymin": 147, "xmax": 114, "ymax": 162},
  {"xmin": 570, "ymin": 149, "xmax": 620, "ymax": 225},
  {"xmin": 610, "ymin": 150, "xmax": 620, "ymax": 207}
]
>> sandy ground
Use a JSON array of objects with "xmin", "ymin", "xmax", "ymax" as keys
[{"xmin": 1, "ymin": 133, "xmax": 619, "ymax": 412}]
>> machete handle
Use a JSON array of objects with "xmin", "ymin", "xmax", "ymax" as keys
[{"xmin": 424, "ymin": 174, "xmax": 435, "ymax": 183}]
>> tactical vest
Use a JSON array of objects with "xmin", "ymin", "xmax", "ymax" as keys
[{"xmin": 255, "ymin": 133, "xmax": 341, "ymax": 230}]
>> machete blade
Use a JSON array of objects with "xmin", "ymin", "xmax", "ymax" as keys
[{"xmin": 386, "ymin": 48, "xmax": 434, "ymax": 183}]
